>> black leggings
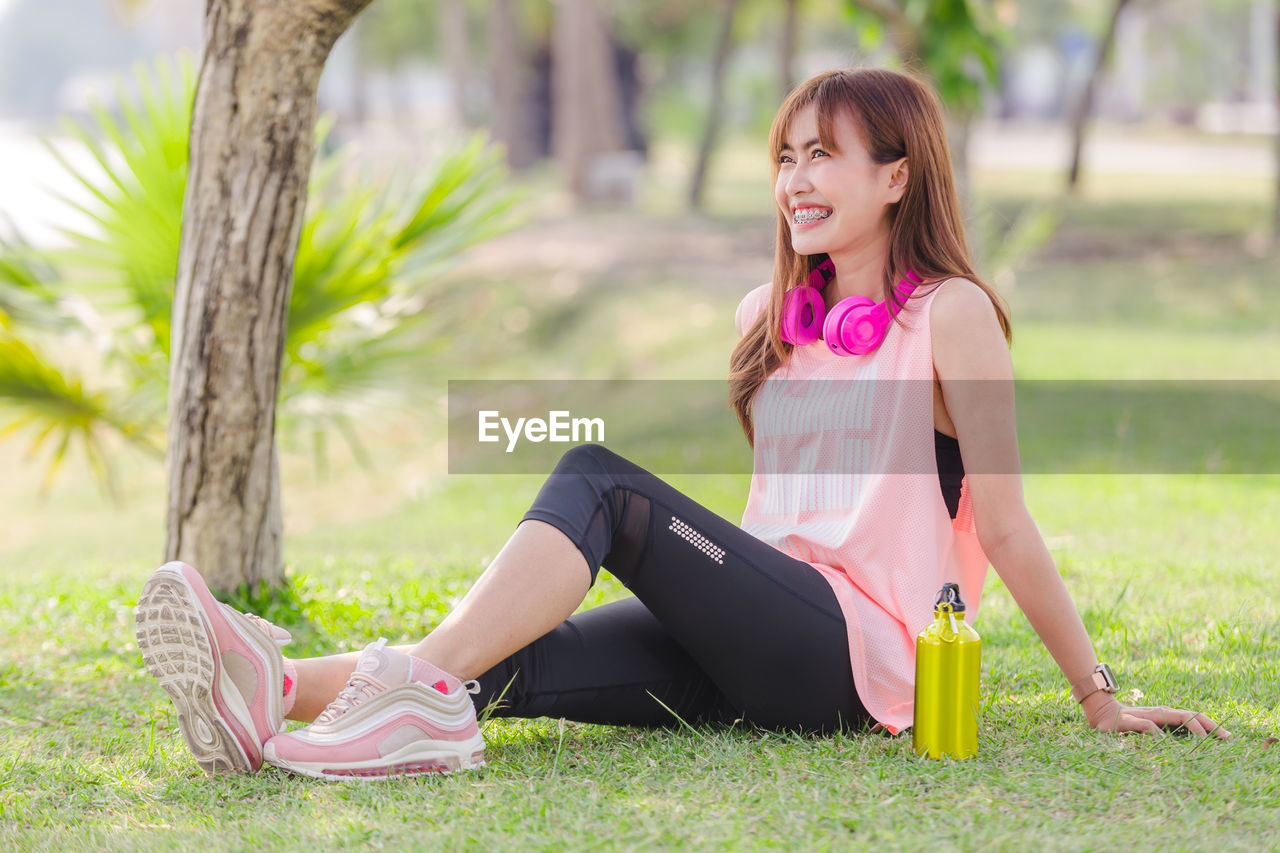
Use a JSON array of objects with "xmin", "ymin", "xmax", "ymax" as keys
[{"xmin": 470, "ymin": 444, "xmax": 870, "ymax": 733}]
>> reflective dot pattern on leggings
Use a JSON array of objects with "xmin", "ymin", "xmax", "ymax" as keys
[{"xmin": 668, "ymin": 516, "xmax": 725, "ymax": 564}]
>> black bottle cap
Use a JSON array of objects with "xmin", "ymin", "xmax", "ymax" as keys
[{"xmin": 935, "ymin": 582, "xmax": 965, "ymax": 612}]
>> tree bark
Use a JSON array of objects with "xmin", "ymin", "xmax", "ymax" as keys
[
  {"xmin": 552, "ymin": 0, "xmax": 628, "ymax": 202},
  {"xmin": 780, "ymin": 0, "xmax": 799, "ymax": 100},
  {"xmin": 491, "ymin": 0, "xmax": 535, "ymax": 168},
  {"xmin": 1274, "ymin": 0, "xmax": 1280, "ymax": 245},
  {"xmin": 166, "ymin": 0, "xmax": 373, "ymax": 593},
  {"xmin": 948, "ymin": 114, "xmax": 974, "ymax": 239},
  {"xmin": 440, "ymin": 0, "xmax": 474, "ymax": 129},
  {"xmin": 1066, "ymin": 0, "xmax": 1133, "ymax": 192},
  {"xmin": 689, "ymin": 0, "xmax": 741, "ymax": 211}
]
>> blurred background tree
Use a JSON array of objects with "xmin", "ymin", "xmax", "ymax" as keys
[{"xmin": 1066, "ymin": 0, "xmax": 1134, "ymax": 192}]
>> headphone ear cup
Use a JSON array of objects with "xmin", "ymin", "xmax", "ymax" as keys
[
  {"xmin": 824, "ymin": 297, "xmax": 885, "ymax": 356},
  {"xmin": 780, "ymin": 286, "xmax": 825, "ymax": 346}
]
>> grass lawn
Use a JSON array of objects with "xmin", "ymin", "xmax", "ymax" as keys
[{"xmin": 2, "ymin": 145, "xmax": 1279, "ymax": 850}]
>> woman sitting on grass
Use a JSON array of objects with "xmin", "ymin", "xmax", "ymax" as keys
[{"xmin": 136, "ymin": 67, "xmax": 1227, "ymax": 781}]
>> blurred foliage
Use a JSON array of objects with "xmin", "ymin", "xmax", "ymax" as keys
[
  {"xmin": 844, "ymin": 0, "xmax": 1003, "ymax": 116},
  {"xmin": 607, "ymin": 0, "xmax": 724, "ymax": 57},
  {"xmin": 353, "ymin": 0, "xmax": 448, "ymax": 69},
  {"xmin": 46, "ymin": 53, "xmax": 194, "ymax": 359},
  {"xmin": 997, "ymin": 0, "xmax": 1111, "ymax": 40},
  {"xmin": 351, "ymin": 0, "xmax": 735, "ymax": 83},
  {"xmin": 0, "ymin": 52, "xmax": 521, "ymax": 494},
  {"xmin": 973, "ymin": 199, "xmax": 1062, "ymax": 292},
  {"xmin": 0, "ymin": 204, "xmax": 157, "ymax": 498},
  {"xmin": 912, "ymin": 0, "xmax": 1002, "ymax": 115},
  {"xmin": 0, "ymin": 327, "xmax": 149, "ymax": 497}
]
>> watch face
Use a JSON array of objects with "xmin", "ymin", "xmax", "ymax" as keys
[{"xmin": 1097, "ymin": 663, "xmax": 1118, "ymax": 692}]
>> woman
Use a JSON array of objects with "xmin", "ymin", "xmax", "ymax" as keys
[{"xmin": 136, "ymin": 67, "xmax": 1227, "ymax": 781}]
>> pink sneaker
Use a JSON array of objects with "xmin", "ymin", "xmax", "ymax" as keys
[
  {"xmin": 135, "ymin": 562, "xmax": 294, "ymax": 775},
  {"xmin": 263, "ymin": 639, "xmax": 486, "ymax": 781}
]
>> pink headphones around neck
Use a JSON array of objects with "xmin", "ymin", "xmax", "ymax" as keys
[{"xmin": 779, "ymin": 260, "xmax": 922, "ymax": 356}]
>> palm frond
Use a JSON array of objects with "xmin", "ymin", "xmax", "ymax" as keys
[
  {"xmin": 0, "ymin": 50, "xmax": 522, "ymax": 493},
  {"xmin": 0, "ymin": 329, "xmax": 161, "ymax": 495},
  {"xmin": 44, "ymin": 54, "xmax": 192, "ymax": 354},
  {"xmin": 0, "ymin": 230, "xmax": 64, "ymax": 331}
]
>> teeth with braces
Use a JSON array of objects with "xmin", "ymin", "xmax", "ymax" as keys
[{"xmin": 794, "ymin": 208, "xmax": 832, "ymax": 224}]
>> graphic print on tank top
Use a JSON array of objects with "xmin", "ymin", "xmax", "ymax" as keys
[{"xmin": 749, "ymin": 364, "xmax": 878, "ymax": 546}]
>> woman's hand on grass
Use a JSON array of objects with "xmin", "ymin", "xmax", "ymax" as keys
[{"xmin": 1082, "ymin": 693, "xmax": 1231, "ymax": 738}]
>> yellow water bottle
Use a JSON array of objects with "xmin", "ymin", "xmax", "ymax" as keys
[{"xmin": 913, "ymin": 582, "xmax": 980, "ymax": 760}]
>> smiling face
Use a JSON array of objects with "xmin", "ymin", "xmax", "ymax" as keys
[{"xmin": 774, "ymin": 103, "xmax": 907, "ymax": 267}]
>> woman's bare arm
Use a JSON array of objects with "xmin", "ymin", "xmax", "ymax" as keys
[{"xmin": 928, "ymin": 278, "xmax": 1228, "ymax": 738}]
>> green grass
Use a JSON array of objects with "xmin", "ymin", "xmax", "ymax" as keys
[
  {"xmin": 3, "ymin": 474, "xmax": 1278, "ymax": 850},
  {"xmin": 3, "ymin": 142, "xmax": 1280, "ymax": 850}
]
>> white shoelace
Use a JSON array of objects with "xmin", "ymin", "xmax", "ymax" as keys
[
  {"xmin": 314, "ymin": 672, "xmax": 384, "ymax": 726},
  {"xmin": 314, "ymin": 637, "xmax": 482, "ymax": 726},
  {"xmin": 225, "ymin": 606, "xmax": 291, "ymax": 647},
  {"xmin": 315, "ymin": 638, "xmax": 393, "ymax": 725}
]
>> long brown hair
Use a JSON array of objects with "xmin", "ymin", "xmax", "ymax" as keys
[{"xmin": 728, "ymin": 67, "xmax": 1011, "ymax": 444}]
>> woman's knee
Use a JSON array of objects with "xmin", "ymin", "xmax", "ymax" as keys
[
  {"xmin": 550, "ymin": 444, "xmax": 655, "ymax": 487},
  {"xmin": 552, "ymin": 442, "xmax": 625, "ymax": 477}
]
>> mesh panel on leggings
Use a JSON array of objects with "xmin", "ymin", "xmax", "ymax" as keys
[
  {"xmin": 524, "ymin": 446, "xmax": 655, "ymax": 586},
  {"xmin": 600, "ymin": 489, "xmax": 650, "ymax": 585}
]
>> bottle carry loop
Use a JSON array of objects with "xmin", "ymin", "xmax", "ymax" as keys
[
  {"xmin": 938, "ymin": 603, "xmax": 960, "ymax": 640},
  {"xmin": 934, "ymin": 583, "xmax": 964, "ymax": 641}
]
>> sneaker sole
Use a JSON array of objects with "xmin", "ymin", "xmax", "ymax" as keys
[
  {"xmin": 135, "ymin": 563, "xmax": 267, "ymax": 775},
  {"xmin": 267, "ymin": 742, "xmax": 487, "ymax": 783}
]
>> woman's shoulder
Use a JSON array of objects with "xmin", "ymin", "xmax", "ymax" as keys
[
  {"xmin": 734, "ymin": 282, "xmax": 773, "ymax": 337},
  {"xmin": 926, "ymin": 276, "xmax": 999, "ymax": 329},
  {"xmin": 927, "ymin": 276, "xmax": 1012, "ymax": 379}
]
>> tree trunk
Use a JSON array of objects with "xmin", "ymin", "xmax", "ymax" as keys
[
  {"xmin": 948, "ymin": 114, "xmax": 974, "ymax": 240},
  {"xmin": 349, "ymin": 17, "xmax": 370, "ymax": 126},
  {"xmin": 1274, "ymin": 0, "xmax": 1280, "ymax": 245},
  {"xmin": 780, "ymin": 0, "xmax": 799, "ymax": 100},
  {"xmin": 491, "ymin": 0, "xmax": 536, "ymax": 168},
  {"xmin": 689, "ymin": 0, "xmax": 741, "ymax": 211},
  {"xmin": 1066, "ymin": 0, "xmax": 1133, "ymax": 192},
  {"xmin": 166, "ymin": 0, "xmax": 373, "ymax": 593},
  {"xmin": 440, "ymin": 0, "xmax": 474, "ymax": 129},
  {"xmin": 552, "ymin": 0, "xmax": 628, "ymax": 202}
]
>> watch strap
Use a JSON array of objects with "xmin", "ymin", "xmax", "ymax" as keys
[{"xmin": 1070, "ymin": 664, "xmax": 1118, "ymax": 703}]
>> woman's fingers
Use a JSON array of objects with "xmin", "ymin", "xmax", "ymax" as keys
[
  {"xmin": 1119, "ymin": 706, "xmax": 1231, "ymax": 738},
  {"xmin": 1122, "ymin": 714, "xmax": 1165, "ymax": 737},
  {"xmin": 1198, "ymin": 712, "xmax": 1228, "ymax": 737},
  {"xmin": 1197, "ymin": 713, "xmax": 1232, "ymax": 739},
  {"xmin": 1088, "ymin": 702, "xmax": 1232, "ymax": 739},
  {"xmin": 1175, "ymin": 713, "xmax": 1207, "ymax": 737}
]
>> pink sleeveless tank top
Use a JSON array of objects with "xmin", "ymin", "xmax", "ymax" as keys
[{"xmin": 735, "ymin": 279, "xmax": 989, "ymax": 734}]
